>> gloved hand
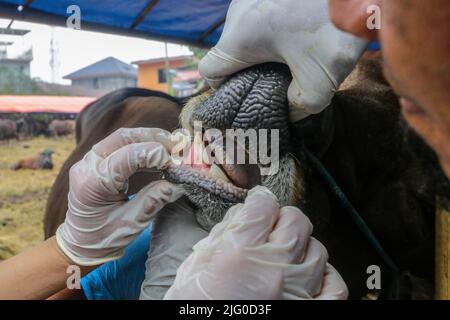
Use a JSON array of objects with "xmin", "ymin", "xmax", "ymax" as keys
[
  {"xmin": 81, "ymin": 226, "xmax": 152, "ymax": 300},
  {"xmin": 56, "ymin": 128, "xmax": 184, "ymax": 266},
  {"xmin": 164, "ymin": 186, "xmax": 348, "ymax": 300},
  {"xmin": 199, "ymin": 0, "xmax": 368, "ymax": 122},
  {"xmin": 140, "ymin": 198, "xmax": 208, "ymax": 300}
]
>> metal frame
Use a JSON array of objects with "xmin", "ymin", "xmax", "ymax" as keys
[
  {"xmin": 198, "ymin": 16, "xmax": 225, "ymax": 43},
  {"xmin": 0, "ymin": 2, "xmax": 214, "ymax": 48},
  {"xmin": 130, "ymin": 0, "xmax": 159, "ymax": 30}
]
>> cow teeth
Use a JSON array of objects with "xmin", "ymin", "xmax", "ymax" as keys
[{"xmin": 209, "ymin": 163, "xmax": 230, "ymax": 182}]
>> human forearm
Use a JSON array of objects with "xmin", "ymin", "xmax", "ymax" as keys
[{"xmin": 0, "ymin": 236, "xmax": 91, "ymax": 299}]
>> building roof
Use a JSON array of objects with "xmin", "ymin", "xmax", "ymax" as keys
[
  {"xmin": 174, "ymin": 69, "xmax": 201, "ymax": 82},
  {"xmin": 0, "ymin": 27, "xmax": 30, "ymax": 36},
  {"xmin": 36, "ymin": 82, "xmax": 107, "ymax": 98},
  {"xmin": 64, "ymin": 57, "xmax": 137, "ymax": 80},
  {"xmin": 0, "ymin": 95, "xmax": 96, "ymax": 113},
  {"xmin": 132, "ymin": 55, "xmax": 193, "ymax": 66}
]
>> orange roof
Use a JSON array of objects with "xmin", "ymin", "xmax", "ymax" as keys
[{"xmin": 0, "ymin": 95, "xmax": 96, "ymax": 113}]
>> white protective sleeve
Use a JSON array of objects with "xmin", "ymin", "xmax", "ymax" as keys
[{"xmin": 139, "ymin": 198, "xmax": 208, "ymax": 299}]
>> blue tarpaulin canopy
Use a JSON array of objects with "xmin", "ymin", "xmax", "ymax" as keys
[{"xmin": 0, "ymin": 0, "xmax": 231, "ymax": 47}]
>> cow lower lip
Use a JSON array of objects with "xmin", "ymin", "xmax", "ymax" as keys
[{"xmin": 163, "ymin": 164, "xmax": 248, "ymax": 202}]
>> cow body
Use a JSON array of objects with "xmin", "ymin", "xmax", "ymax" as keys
[
  {"xmin": 0, "ymin": 119, "xmax": 18, "ymax": 141},
  {"xmin": 49, "ymin": 120, "xmax": 75, "ymax": 137},
  {"xmin": 9, "ymin": 117, "xmax": 51, "ymax": 138},
  {"xmin": 12, "ymin": 150, "xmax": 54, "ymax": 170}
]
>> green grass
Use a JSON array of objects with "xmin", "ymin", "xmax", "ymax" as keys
[{"xmin": 0, "ymin": 136, "xmax": 75, "ymax": 259}]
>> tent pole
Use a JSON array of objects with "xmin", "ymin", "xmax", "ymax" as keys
[
  {"xmin": 198, "ymin": 17, "xmax": 226, "ymax": 43},
  {"xmin": 130, "ymin": 0, "xmax": 159, "ymax": 30},
  {"xmin": 7, "ymin": 0, "xmax": 35, "ymax": 28},
  {"xmin": 164, "ymin": 42, "xmax": 171, "ymax": 95}
]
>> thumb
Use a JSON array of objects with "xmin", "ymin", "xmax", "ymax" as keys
[
  {"xmin": 287, "ymin": 63, "xmax": 337, "ymax": 122},
  {"xmin": 199, "ymin": 47, "xmax": 256, "ymax": 89},
  {"xmin": 314, "ymin": 263, "xmax": 348, "ymax": 300},
  {"xmin": 126, "ymin": 181, "xmax": 185, "ymax": 224}
]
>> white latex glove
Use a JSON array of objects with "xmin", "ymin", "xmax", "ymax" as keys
[
  {"xmin": 139, "ymin": 198, "xmax": 208, "ymax": 300},
  {"xmin": 199, "ymin": 0, "xmax": 368, "ymax": 122},
  {"xmin": 56, "ymin": 128, "xmax": 185, "ymax": 266},
  {"xmin": 164, "ymin": 186, "xmax": 348, "ymax": 300}
]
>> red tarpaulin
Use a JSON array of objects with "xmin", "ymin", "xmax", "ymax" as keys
[{"xmin": 0, "ymin": 96, "xmax": 96, "ymax": 113}]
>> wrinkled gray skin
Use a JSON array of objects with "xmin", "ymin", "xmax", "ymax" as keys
[
  {"xmin": 191, "ymin": 63, "xmax": 291, "ymax": 146},
  {"xmin": 164, "ymin": 63, "xmax": 302, "ymax": 231}
]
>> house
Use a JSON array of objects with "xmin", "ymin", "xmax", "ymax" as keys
[
  {"xmin": 132, "ymin": 55, "xmax": 193, "ymax": 94},
  {"xmin": 0, "ymin": 28, "xmax": 32, "ymax": 78},
  {"xmin": 63, "ymin": 57, "xmax": 137, "ymax": 92},
  {"xmin": 0, "ymin": 47, "xmax": 32, "ymax": 77}
]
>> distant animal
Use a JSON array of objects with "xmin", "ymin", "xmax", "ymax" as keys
[
  {"xmin": 15, "ymin": 118, "xmax": 28, "ymax": 138},
  {"xmin": 12, "ymin": 149, "xmax": 54, "ymax": 170},
  {"xmin": 0, "ymin": 119, "xmax": 18, "ymax": 141},
  {"xmin": 49, "ymin": 120, "xmax": 75, "ymax": 137},
  {"xmin": 14, "ymin": 118, "xmax": 50, "ymax": 137},
  {"xmin": 31, "ymin": 119, "xmax": 51, "ymax": 137}
]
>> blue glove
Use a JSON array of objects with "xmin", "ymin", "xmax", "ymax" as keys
[{"xmin": 80, "ymin": 225, "xmax": 152, "ymax": 300}]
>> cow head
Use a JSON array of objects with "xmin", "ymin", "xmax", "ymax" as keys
[
  {"xmin": 164, "ymin": 63, "xmax": 304, "ymax": 231},
  {"xmin": 40, "ymin": 149, "xmax": 54, "ymax": 170}
]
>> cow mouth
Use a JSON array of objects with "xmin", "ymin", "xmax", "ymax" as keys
[
  {"xmin": 165, "ymin": 63, "xmax": 291, "ymax": 206},
  {"xmin": 164, "ymin": 131, "xmax": 261, "ymax": 202}
]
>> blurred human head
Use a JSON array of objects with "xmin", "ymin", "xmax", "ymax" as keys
[{"xmin": 329, "ymin": 0, "xmax": 450, "ymax": 178}]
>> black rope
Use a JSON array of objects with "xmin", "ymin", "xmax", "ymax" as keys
[{"xmin": 304, "ymin": 148, "xmax": 400, "ymax": 274}]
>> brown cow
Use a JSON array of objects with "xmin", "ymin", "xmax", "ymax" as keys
[
  {"xmin": 44, "ymin": 60, "xmax": 449, "ymax": 299},
  {"xmin": 48, "ymin": 120, "xmax": 75, "ymax": 137},
  {"xmin": 11, "ymin": 149, "xmax": 54, "ymax": 170},
  {"xmin": 0, "ymin": 119, "xmax": 18, "ymax": 141}
]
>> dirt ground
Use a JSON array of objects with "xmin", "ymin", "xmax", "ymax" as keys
[{"xmin": 0, "ymin": 136, "xmax": 75, "ymax": 260}]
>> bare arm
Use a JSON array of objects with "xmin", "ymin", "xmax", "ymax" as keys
[{"xmin": 0, "ymin": 236, "xmax": 92, "ymax": 300}]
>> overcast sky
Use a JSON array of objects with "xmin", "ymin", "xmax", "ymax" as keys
[{"xmin": 0, "ymin": 18, "xmax": 192, "ymax": 84}]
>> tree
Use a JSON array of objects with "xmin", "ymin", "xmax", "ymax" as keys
[{"xmin": 0, "ymin": 66, "xmax": 49, "ymax": 95}]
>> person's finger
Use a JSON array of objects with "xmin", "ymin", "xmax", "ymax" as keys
[
  {"xmin": 283, "ymin": 237, "xmax": 329, "ymax": 298},
  {"xmin": 202, "ymin": 203, "xmax": 244, "ymax": 245},
  {"xmin": 267, "ymin": 206, "xmax": 313, "ymax": 263},
  {"xmin": 92, "ymin": 128, "xmax": 182, "ymax": 159},
  {"xmin": 222, "ymin": 186, "xmax": 280, "ymax": 248},
  {"xmin": 97, "ymin": 141, "xmax": 172, "ymax": 192},
  {"xmin": 287, "ymin": 62, "xmax": 337, "ymax": 122},
  {"xmin": 286, "ymin": 29, "xmax": 367, "ymax": 123},
  {"xmin": 199, "ymin": 47, "xmax": 255, "ymax": 89},
  {"xmin": 328, "ymin": 0, "xmax": 381, "ymax": 40},
  {"xmin": 314, "ymin": 263, "xmax": 348, "ymax": 300},
  {"xmin": 122, "ymin": 180, "xmax": 185, "ymax": 224}
]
